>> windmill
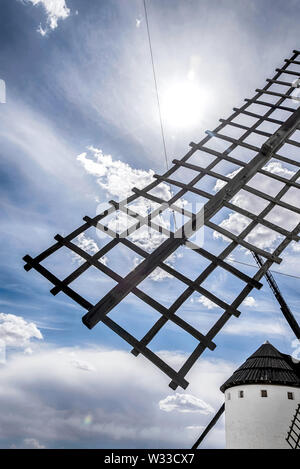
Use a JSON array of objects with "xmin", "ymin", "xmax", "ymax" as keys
[
  {"xmin": 23, "ymin": 49, "xmax": 300, "ymax": 396},
  {"xmin": 192, "ymin": 341, "xmax": 300, "ymax": 449},
  {"xmin": 24, "ymin": 51, "xmax": 300, "ymax": 389}
]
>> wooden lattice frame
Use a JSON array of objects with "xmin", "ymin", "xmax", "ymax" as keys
[{"xmin": 24, "ymin": 50, "xmax": 300, "ymax": 390}]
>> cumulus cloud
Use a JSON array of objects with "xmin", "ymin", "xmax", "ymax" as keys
[
  {"xmin": 214, "ymin": 167, "xmax": 242, "ymax": 192},
  {"xmin": 77, "ymin": 147, "xmax": 186, "ymax": 280},
  {"xmin": 159, "ymin": 393, "xmax": 214, "ymax": 414},
  {"xmin": 24, "ymin": 0, "xmax": 71, "ymax": 35},
  {"xmin": 242, "ymin": 296, "xmax": 257, "ymax": 308},
  {"xmin": 77, "ymin": 146, "xmax": 162, "ymax": 201},
  {"xmin": 72, "ymin": 233, "xmax": 107, "ymax": 266},
  {"xmin": 0, "ymin": 313, "xmax": 43, "ymax": 348},
  {"xmin": 0, "ymin": 347, "xmax": 229, "ymax": 449},
  {"xmin": 242, "ymin": 296, "xmax": 256, "ymax": 307}
]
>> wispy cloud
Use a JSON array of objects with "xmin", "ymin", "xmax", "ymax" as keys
[
  {"xmin": 223, "ymin": 318, "xmax": 288, "ymax": 336},
  {"xmin": 0, "ymin": 347, "xmax": 230, "ymax": 448},
  {"xmin": 0, "ymin": 312, "xmax": 43, "ymax": 348},
  {"xmin": 23, "ymin": 0, "xmax": 71, "ymax": 35},
  {"xmin": 11, "ymin": 438, "xmax": 46, "ymax": 449}
]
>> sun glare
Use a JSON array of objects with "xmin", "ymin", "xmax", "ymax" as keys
[{"xmin": 160, "ymin": 81, "xmax": 206, "ymax": 129}]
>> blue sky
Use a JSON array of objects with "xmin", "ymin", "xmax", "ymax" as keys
[{"xmin": 0, "ymin": 0, "xmax": 299, "ymax": 449}]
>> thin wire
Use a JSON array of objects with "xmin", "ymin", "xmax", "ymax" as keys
[
  {"xmin": 228, "ymin": 258, "xmax": 300, "ymax": 280},
  {"xmin": 143, "ymin": 0, "xmax": 169, "ymax": 170},
  {"xmin": 143, "ymin": 0, "xmax": 178, "ymax": 232}
]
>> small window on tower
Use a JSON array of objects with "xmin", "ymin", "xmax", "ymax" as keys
[
  {"xmin": 239, "ymin": 390, "xmax": 244, "ymax": 398},
  {"xmin": 287, "ymin": 392, "xmax": 294, "ymax": 400},
  {"xmin": 227, "ymin": 392, "xmax": 231, "ymax": 400},
  {"xmin": 261, "ymin": 390, "xmax": 268, "ymax": 397}
]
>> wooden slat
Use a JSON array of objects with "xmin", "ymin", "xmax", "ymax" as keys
[
  {"xmin": 256, "ymin": 88, "xmax": 300, "ymax": 101},
  {"xmin": 206, "ymin": 221, "xmax": 282, "ymax": 264},
  {"xmin": 244, "ymin": 98, "xmax": 295, "ymax": 113},
  {"xmin": 232, "ymin": 107, "xmax": 283, "ymax": 125},
  {"xmin": 276, "ymin": 68, "xmax": 300, "ymax": 77}
]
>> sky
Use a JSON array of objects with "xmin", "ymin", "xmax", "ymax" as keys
[{"xmin": 0, "ymin": 0, "xmax": 300, "ymax": 450}]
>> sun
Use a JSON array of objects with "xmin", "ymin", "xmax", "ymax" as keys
[{"xmin": 160, "ymin": 80, "xmax": 206, "ymax": 129}]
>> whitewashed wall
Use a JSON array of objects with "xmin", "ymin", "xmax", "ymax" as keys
[{"xmin": 224, "ymin": 384, "xmax": 300, "ymax": 449}]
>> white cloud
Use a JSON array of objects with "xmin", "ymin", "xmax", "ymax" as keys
[
  {"xmin": 214, "ymin": 167, "xmax": 242, "ymax": 192},
  {"xmin": 72, "ymin": 233, "xmax": 107, "ymax": 266},
  {"xmin": 159, "ymin": 393, "xmax": 214, "ymax": 414},
  {"xmin": 185, "ymin": 425, "xmax": 204, "ymax": 431},
  {"xmin": 291, "ymin": 338, "xmax": 300, "ymax": 361},
  {"xmin": 77, "ymin": 146, "xmax": 172, "ymax": 202},
  {"xmin": 37, "ymin": 23, "xmax": 47, "ymax": 36},
  {"xmin": 242, "ymin": 296, "xmax": 256, "ymax": 307},
  {"xmin": 77, "ymin": 147, "xmax": 186, "ymax": 279},
  {"xmin": 263, "ymin": 161, "xmax": 295, "ymax": 178},
  {"xmin": 25, "ymin": 0, "xmax": 71, "ymax": 34},
  {"xmin": 213, "ymin": 212, "xmax": 250, "ymax": 243},
  {"xmin": 68, "ymin": 352, "xmax": 96, "ymax": 372},
  {"xmin": 291, "ymin": 241, "xmax": 300, "ymax": 252},
  {"xmin": 197, "ymin": 295, "xmax": 217, "ymax": 310},
  {"xmin": 23, "ymin": 438, "xmax": 46, "ymax": 449},
  {"xmin": 0, "ymin": 347, "xmax": 230, "ymax": 448},
  {"xmin": 0, "ymin": 313, "xmax": 43, "ymax": 348}
]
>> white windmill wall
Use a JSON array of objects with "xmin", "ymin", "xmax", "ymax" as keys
[{"xmin": 224, "ymin": 384, "xmax": 300, "ymax": 449}]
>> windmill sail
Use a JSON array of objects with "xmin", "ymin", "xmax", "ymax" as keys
[
  {"xmin": 287, "ymin": 403, "xmax": 300, "ymax": 449},
  {"xmin": 24, "ymin": 49, "xmax": 300, "ymax": 390}
]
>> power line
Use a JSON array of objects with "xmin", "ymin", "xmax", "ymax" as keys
[
  {"xmin": 143, "ymin": 0, "xmax": 169, "ymax": 170},
  {"xmin": 143, "ymin": 0, "xmax": 178, "ymax": 230},
  {"xmin": 228, "ymin": 258, "xmax": 300, "ymax": 281}
]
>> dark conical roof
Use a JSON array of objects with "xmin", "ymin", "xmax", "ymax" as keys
[{"xmin": 220, "ymin": 342, "xmax": 300, "ymax": 393}]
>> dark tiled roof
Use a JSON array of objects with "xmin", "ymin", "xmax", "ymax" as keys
[{"xmin": 220, "ymin": 342, "xmax": 300, "ymax": 393}]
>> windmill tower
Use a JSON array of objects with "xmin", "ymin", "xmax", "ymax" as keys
[
  {"xmin": 220, "ymin": 342, "xmax": 300, "ymax": 449},
  {"xmin": 192, "ymin": 342, "xmax": 300, "ymax": 449}
]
